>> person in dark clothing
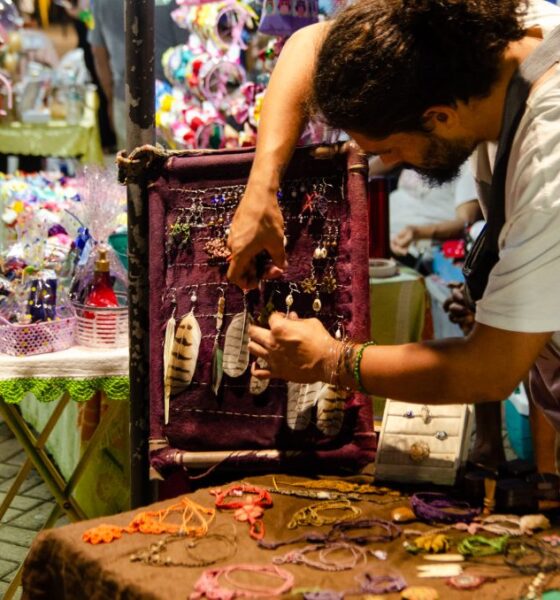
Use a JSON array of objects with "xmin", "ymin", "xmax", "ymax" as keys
[{"xmin": 60, "ymin": 0, "xmax": 116, "ymax": 151}]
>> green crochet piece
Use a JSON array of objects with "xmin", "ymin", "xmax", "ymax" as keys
[{"xmin": 0, "ymin": 376, "xmax": 129, "ymax": 404}]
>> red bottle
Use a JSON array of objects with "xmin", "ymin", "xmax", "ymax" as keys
[
  {"xmin": 84, "ymin": 247, "xmax": 118, "ymax": 344},
  {"xmin": 86, "ymin": 247, "xmax": 118, "ymax": 308}
]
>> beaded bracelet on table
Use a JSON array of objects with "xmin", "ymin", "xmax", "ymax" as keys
[{"xmin": 272, "ymin": 541, "xmax": 368, "ymax": 571}]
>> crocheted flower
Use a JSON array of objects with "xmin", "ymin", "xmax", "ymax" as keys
[
  {"xmin": 82, "ymin": 524, "xmax": 123, "ymax": 544},
  {"xmin": 234, "ymin": 504, "xmax": 264, "ymax": 523}
]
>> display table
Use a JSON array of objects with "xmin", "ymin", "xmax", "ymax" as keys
[
  {"xmin": 0, "ymin": 90, "xmax": 104, "ymax": 166},
  {"xmin": 370, "ymin": 266, "xmax": 431, "ymax": 419},
  {"xmin": 0, "ymin": 345, "xmax": 130, "ymax": 599},
  {"xmin": 21, "ymin": 474, "xmax": 547, "ymax": 600},
  {"xmin": 369, "ymin": 266, "xmax": 429, "ymax": 346}
]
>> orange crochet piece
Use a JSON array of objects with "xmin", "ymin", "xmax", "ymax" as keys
[
  {"xmin": 82, "ymin": 524, "xmax": 124, "ymax": 545},
  {"xmin": 82, "ymin": 497, "xmax": 216, "ymax": 544}
]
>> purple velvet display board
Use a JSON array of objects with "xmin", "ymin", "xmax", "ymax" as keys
[{"xmin": 148, "ymin": 146, "xmax": 375, "ymax": 484}]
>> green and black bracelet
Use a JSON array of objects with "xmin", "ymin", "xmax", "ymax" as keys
[{"xmin": 353, "ymin": 341, "xmax": 376, "ymax": 393}]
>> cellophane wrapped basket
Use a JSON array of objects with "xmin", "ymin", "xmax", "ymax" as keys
[
  {"xmin": 72, "ymin": 292, "xmax": 128, "ymax": 349},
  {"xmin": 0, "ymin": 307, "xmax": 76, "ymax": 357}
]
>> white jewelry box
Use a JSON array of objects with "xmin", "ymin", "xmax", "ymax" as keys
[{"xmin": 374, "ymin": 400, "xmax": 474, "ymax": 485}]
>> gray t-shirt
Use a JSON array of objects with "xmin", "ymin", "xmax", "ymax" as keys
[
  {"xmin": 88, "ymin": 0, "xmax": 186, "ymax": 100},
  {"xmin": 89, "ymin": 0, "xmax": 125, "ymax": 100}
]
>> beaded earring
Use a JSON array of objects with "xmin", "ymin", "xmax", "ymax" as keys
[
  {"xmin": 300, "ymin": 266, "xmax": 318, "ymax": 295},
  {"xmin": 285, "ymin": 282, "xmax": 299, "ymax": 316},
  {"xmin": 312, "ymin": 290, "xmax": 322, "ymax": 313},
  {"xmin": 204, "ymin": 194, "xmax": 231, "ymax": 260},
  {"xmin": 321, "ymin": 266, "xmax": 337, "ymax": 294},
  {"xmin": 166, "ymin": 216, "xmax": 191, "ymax": 255},
  {"xmin": 313, "ymin": 238, "xmax": 328, "ymax": 260}
]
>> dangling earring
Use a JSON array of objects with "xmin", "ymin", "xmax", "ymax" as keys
[
  {"xmin": 223, "ymin": 291, "xmax": 252, "ymax": 378},
  {"xmin": 321, "ymin": 265, "xmax": 337, "ymax": 294},
  {"xmin": 301, "ymin": 265, "xmax": 318, "ymax": 295},
  {"xmin": 164, "ymin": 286, "xmax": 202, "ymax": 423},
  {"xmin": 211, "ymin": 288, "xmax": 226, "ymax": 395},
  {"xmin": 163, "ymin": 289, "xmax": 177, "ymax": 426},
  {"xmin": 312, "ymin": 290, "xmax": 322, "ymax": 313},
  {"xmin": 285, "ymin": 282, "xmax": 299, "ymax": 316}
]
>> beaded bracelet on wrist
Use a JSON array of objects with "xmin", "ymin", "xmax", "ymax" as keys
[{"xmin": 353, "ymin": 341, "xmax": 376, "ymax": 393}]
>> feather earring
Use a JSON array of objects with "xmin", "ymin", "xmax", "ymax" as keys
[
  {"xmin": 211, "ymin": 289, "xmax": 226, "ymax": 395},
  {"xmin": 164, "ymin": 289, "xmax": 202, "ymax": 424},
  {"xmin": 223, "ymin": 293, "xmax": 252, "ymax": 378},
  {"xmin": 315, "ymin": 384, "xmax": 348, "ymax": 437},
  {"xmin": 249, "ymin": 358, "xmax": 270, "ymax": 395},
  {"xmin": 286, "ymin": 381, "xmax": 323, "ymax": 431},
  {"xmin": 163, "ymin": 302, "xmax": 177, "ymax": 426}
]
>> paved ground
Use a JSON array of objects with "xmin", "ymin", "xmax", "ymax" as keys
[{"xmin": 0, "ymin": 420, "xmax": 62, "ymax": 599}]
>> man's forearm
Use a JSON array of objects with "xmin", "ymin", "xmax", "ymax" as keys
[
  {"xmin": 248, "ymin": 23, "xmax": 329, "ymax": 192},
  {"xmin": 413, "ymin": 218, "xmax": 465, "ymax": 241},
  {"xmin": 337, "ymin": 324, "xmax": 551, "ymax": 405}
]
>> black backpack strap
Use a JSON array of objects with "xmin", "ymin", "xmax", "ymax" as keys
[{"xmin": 464, "ymin": 25, "xmax": 560, "ymax": 304}]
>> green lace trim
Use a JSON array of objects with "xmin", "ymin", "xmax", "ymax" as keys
[{"xmin": 0, "ymin": 376, "xmax": 129, "ymax": 404}]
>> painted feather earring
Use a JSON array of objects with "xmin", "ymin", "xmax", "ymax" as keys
[
  {"xmin": 286, "ymin": 381, "xmax": 323, "ymax": 431},
  {"xmin": 223, "ymin": 292, "xmax": 252, "ymax": 378},
  {"xmin": 315, "ymin": 384, "xmax": 348, "ymax": 437},
  {"xmin": 163, "ymin": 288, "xmax": 202, "ymax": 424},
  {"xmin": 163, "ymin": 302, "xmax": 177, "ymax": 426}
]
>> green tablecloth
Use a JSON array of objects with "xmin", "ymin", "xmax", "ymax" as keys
[
  {"xmin": 0, "ymin": 345, "xmax": 130, "ymax": 518},
  {"xmin": 370, "ymin": 266, "xmax": 427, "ymax": 346},
  {"xmin": 370, "ymin": 266, "xmax": 428, "ymax": 418}
]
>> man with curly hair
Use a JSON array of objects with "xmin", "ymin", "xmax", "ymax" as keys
[{"xmin": 229, "ymin": 1, "xmax": 560, "ymax": 473}]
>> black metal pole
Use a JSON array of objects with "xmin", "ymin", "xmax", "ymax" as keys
[{"xmin": 125, "ymin": 0, "xmax": 155, "ymax": 508}]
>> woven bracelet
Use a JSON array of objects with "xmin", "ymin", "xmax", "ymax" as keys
[{"xmin": 353, "ymin": 341, "xmax": 376, "ymax": 393}]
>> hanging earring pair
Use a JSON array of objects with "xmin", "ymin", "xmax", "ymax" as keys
[{"xmin": 163, "ymin": 286, "xmax": 202, "ymax": 425}]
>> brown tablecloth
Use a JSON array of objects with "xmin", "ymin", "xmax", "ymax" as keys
[{"xmin": 21, "ymin": 475, "xmax": 544, "ymax": 599}]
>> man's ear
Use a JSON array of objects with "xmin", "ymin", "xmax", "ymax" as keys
[{"xmin": 422, "ymin": 106, "xmax": 459, "ymax": 131}]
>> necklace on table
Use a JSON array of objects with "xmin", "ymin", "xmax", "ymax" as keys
[
  {"xmin": 83, "ymin": 497, "xmax": 216, "ymax": 544},
  {"xmin": 274, "ymin": 477, "xmax": 401, "ymax": 497},
  {"xmin": 211, "ymin": 483, "xmax": 273, "ymax": 540},
  {"xmin": 287, "ymin": 498, "xmax": 362, "ymax": 529},
  {"xmin": 129, "ymin": 529, "xmax": 237, "ymax": 567}
]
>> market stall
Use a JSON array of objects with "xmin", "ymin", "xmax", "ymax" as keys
[{"xmin": 0, "ymin": 9, "xmax": 103, "ymax": 169}]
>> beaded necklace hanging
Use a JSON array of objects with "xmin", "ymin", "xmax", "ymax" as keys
[{"xmin": 82, "ymin": 497, "xmax": 215, "ymax": 544}]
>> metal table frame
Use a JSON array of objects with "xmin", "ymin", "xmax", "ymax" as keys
[{"xmin": 0, "ymin": 391, "xmax": 126, "ymax": 599}]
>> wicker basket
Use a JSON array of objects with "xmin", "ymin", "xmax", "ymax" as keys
[
  {"xmin": 72, "ymin": 293, "xmax": 128, "ymax": 348},
  {"xmin": 0, "ymin": 310, "xmax": 76, "ymax": 357}
]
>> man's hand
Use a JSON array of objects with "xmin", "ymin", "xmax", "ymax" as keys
[
  {"xmin": 391, "ymin": 225, "xmax": 416, "ymax": 256},
  {"xmin": 226, "ymin": 186, "xmax": 287, "ymax": 289},
  {"xmin": 443, "ymin": 282, "xmax": 475, "ymax": 335},
  {"xmin": 248, "ymin": 312, "xmax": 336, "ymax": 383}
]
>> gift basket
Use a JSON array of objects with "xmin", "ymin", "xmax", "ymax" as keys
[
  {"xmin": 0, "ymin": 174, "xmax": 79, "ymax": 356},
  {"xmin": 0, "ymin": 277, "xmax": 75, "ymax": 356},
  {"xmin": 68, "ymin": 169, "xmax": 128, "ymax": 349}
]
